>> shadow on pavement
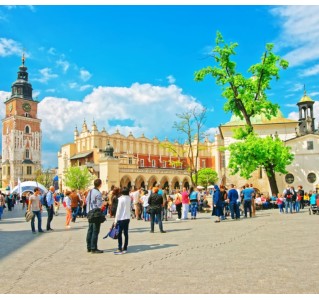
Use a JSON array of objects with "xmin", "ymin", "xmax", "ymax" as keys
[{"xmin": 103, "ymin": 243, "xmax": 179, "ymax": 253}]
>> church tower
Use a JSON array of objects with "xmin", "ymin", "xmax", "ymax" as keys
[
  {"xmin": 2, "ymin": 54, "xmax": 42, "ymax": 189},
  {"xmin": 297, "ymin": 88, "xmax": 315, "ymax": 135}
]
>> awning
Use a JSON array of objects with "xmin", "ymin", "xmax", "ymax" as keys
[
  {"xmin": 22, "ymin": 159, "xmax": 34, "ymax": 164},
  {"xmin": 70, "ymin": 151, "xmax": 93, "ymax": 160}
]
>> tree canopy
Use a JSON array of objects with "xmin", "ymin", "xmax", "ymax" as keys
[
  {"xmin": 63, "ymin": 166, "xmax": 93, "ymax": 191},
  {"xmin": 193, "ymin": 168, "xmax": 218, "ymax": 188}
]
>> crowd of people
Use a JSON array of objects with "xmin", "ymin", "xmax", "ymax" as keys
[{"xmin": 0, "ymin": 180, "xmax": 318, "ymax": 255}]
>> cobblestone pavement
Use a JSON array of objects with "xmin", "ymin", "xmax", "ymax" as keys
[{"xmin": 1, "ymin": 203, "xmax": 318, "ymax": 294}]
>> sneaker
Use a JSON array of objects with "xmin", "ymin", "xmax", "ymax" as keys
[
  {"xmin": 32, "ymin": 231, "xmax": 36, "ymax": 234},
  {"xmin": 65, "ymin": 225, "xmax": 71, "ymax": 229},
  {"xmin": 114, "ymin": 250, "xmax": 123, "ymax": 255},
  {"xmin": 160, "ymin": 230, "xmax": 166, "ymax": 233},
  {"xmin": 38, "ymin": 230, "xmax": 45, "ymax": 233},
  {"xmin": 150, "ymin": 230, "xmax": 154, "ymax": 233},
  {"xmin": 176, "ymin": 218, "xmax": 181, "ymax": 221},
  {"xmin": 122, "ymin": 250, "xmax": 127, "ymax": 254}
]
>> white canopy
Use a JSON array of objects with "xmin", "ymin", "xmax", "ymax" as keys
[{"xmin": 11, "ymin": 181, "xmax": 48, "ymax": 194}]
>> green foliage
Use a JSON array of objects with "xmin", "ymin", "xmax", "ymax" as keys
[
  {"xmin": 63, "ymin": 166, "xmax": 93, "ymax": 191},
  {"xmin": 195, "ymin": 31, "xmax": 289, "ymax": 133},
  {"xmin": 193, "ymin": 168, "xmax": 218, "ymax": 188},
  {"xmin": 227, "ymin": 134, "xmax": 294, "ymax": 179},
  {"xmin": 35, "ymin": 169, "xmax": 55, "ymax": 188}
]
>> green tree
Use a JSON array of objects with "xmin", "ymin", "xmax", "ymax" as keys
[
  {"xmin": 195, "ymin": 31, "xmax": 288, "ymax": 138},
  {"xmin": 193, "ymin": 168, "xmax": 218, "ymax": 189},
  {"xmin": 35, "ymin": 169, "xmax": 55, "ymax": 188},
  {"xmin": 226, "ymin": 134, "xmax": 294, "ymax": 195},
  {"xmin": 195, "ymin": 31, "xmax": 292, "ymax": 194},
  {"xmin": 63, "ymin": 166, "xmax": 93, "ymax": 191}
]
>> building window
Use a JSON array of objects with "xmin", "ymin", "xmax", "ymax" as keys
[
  {"xmin": 152, "ymin": 159, "xmax": 156, "ymax": 168},
  {"xmin": 25, "ymin": 126, "xmax": 30, "ymax": 134},
  {"xmin": 26, "ymin": 149, "xmax": 30, "ymax": 159},
  {"xmin": 140, "ymin": 159, "xmax": 144, "ymax": 167},
  {"xmin": 8, "ymin": 166, "xmax": 10, "ymax": 176},
  {"xmin": 27, "ymin": 166, "xmax": 32, "ymax": 175},
  {"xmin": 307, "ymin": 172, "xmax": 317, "ymax": 183},
  {"xmin": 129, "ymin": 157, "xmax": 132, "ymax": 165},
  {"xmin": 285, "ymin": 173, "xmax": 294, "ymax": 184},
  {"xmin": 163, "ymin": 161, "xmax": 166, "ymax": 168},
  {"xmin": 307, "ymin": 141, "xmax": 314, "ymax": 150}
]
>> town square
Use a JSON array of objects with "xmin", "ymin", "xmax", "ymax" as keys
[{"xmin": 1, "ymin": 4, "xmax": 319, "ymax": 295}]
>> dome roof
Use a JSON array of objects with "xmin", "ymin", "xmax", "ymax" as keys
[{"xmin": 298, "ymin": 94, "xmax": 314, "ymax": 103}]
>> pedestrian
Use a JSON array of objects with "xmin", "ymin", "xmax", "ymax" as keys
[
  {"xmin": 276, "ymin": 193, "xmax": 284, "ymax": 214},
  {"xmin": 250, "ymin": 183, "xmax": 256, "ymax": 217},
  {"xmin": 213, "ymin": 185, "xmax": 223, "ymax": 223},
  {"xmin": 174, "ymin": 189, "xmax": 182, "ymax": 221},
  {"xmin": 113, "ymin": 187, "xmax": 131, "ymax": 255},
  {"xmin": 70, "ymin": 189, "xmax": 81, "ymax": 222},
  {"xmin": 86, "ymin": 179, "xmax": 104, "ymax": 254},
  {"xmin": 111, "ymin": 187, "xmax": 120, "ymax": 218},
  {"xmin": 141, "ymin": 189, "xmax": 150, "ymax": 221},
  {"xmin": 148, "ymin": 187, "xmax": 166, "ymax": 233},
  {"xmin": 227, "ymin": 184, "xmax": 240, "ymax": 219},
  {"xmin": 64, "ymin": 190, "xmax": 72, "ymax": 228},
  {"xmin": 242, "ymin": 183, "xmax": 255, "ymax": 218},
  {"xmin": 162, "ymin": 186, "xmax": 169, "ymax": 221},
  {"xmin": 0, "ymin": 192, "xmax": 5, "ymax": 220},
  {"xmin": 283, "ymin": 185, "xmax": 294, "ymax": 214},
  {"xmin": 46, "ymin": 186, "xmax": 55, "ymax": 231},
  {"xmin": 28, "ymin": 187, "xmax": 44, "ymax": 234},
  {"xmin": 181, "ymin": 187, "xmax": 190, "ymax": 220},
  {"xmin": 297, "ymin": 185, "xmax": 305, "ymax": 210},
  {"xmin": 189, "ymin": 187, "xmax": 199, "ymax": 220}
]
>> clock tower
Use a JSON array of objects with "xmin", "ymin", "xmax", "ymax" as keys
[{"xmin": 2, "ymin": 54, "xmax": 42, "ymax": 189}]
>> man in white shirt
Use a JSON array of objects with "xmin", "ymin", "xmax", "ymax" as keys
[{"xmin": 114, "ymin": 187, "xmax": 131, "ymax": 255}]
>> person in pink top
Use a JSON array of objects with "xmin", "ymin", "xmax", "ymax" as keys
[
  {"xmin": 276, "ymin": 193, "xmax": 284, "ymax": 214},
  {"xmin": 181, "ymin": 187, "xmax": 190, "ymax": 220}
]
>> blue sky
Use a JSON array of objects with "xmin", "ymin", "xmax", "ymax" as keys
[{"xmin": 1, "ymin": 5, "xmax": 319, "ymax": 168}]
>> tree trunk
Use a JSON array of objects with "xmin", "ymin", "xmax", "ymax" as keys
[{"xmin": 265, "ymin": 168, "xmax": 279, "ymax": 196}]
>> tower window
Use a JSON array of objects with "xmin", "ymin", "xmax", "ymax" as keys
[
  {"xmin": 307, "ymin": 141, "xmax": 314, "ymax": 150},
  {"xmin": 129, "ymin": 157, "xmax": 133, "ymax": 165},
  {"xmin": 152, "ymin": 159, "xmax": 156, "ymax": 167},
  {"xmin": 140, "ymin": 159, "xmax": 144, "ymax": 167},
  {"xmin": 26, "ymin": 149, "xmax": 30, "ymax": 159},
  {"xmin": 27, "ymin": 166, "xmax": 32, "ymax": 175},
  {"xmin": 25, "ymin": 125, "xmax": 30, "ymax": 134}
]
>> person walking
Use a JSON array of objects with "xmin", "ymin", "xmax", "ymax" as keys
[
  {"xmin": 148, "ymin": 187, "xmax": 166, "ymax": 233},
  {"xmin": 64, "ymin": 190, "xmax": 72, "ymax": 228},
  {"xmin": 0, "ymin": 192, "xmax": 5, "ymax": 220},
  {"xmin": 213, "ymin": 185, "xmax": 223, "ymax": 223},
  {"xmin": 86, "ymin": 179, "xmax": 104, "ymax": 254},
  {"xmin": 174, "ymin": 189, "xmax": 182, "ymax": 221},
  {"xmin": 113, "ymin": 187, "xmax": 131, "ymax": 255},
  {"xmin": 46, "ymin": 186, "xmax": 55, "ymax": 231},
  {"xmin": 242, "ymin": 183, "xmax": 255, "ymax": 218},
  {"xmin": 297, "ymin": 185, "xmax": 305, "ymax": 210},
  {"xmin": 141, "ymin": 189, "xmax": 150, "ymax": 221},
  {"xmin": 227, "ymin": 184, "xmax": 240, "ymax": 220},
  {"xmin": 70, "ymin": 189, "xmax": 81, "ymax": 222},
  {"xmin": 181, "ymin": 187, "xmax": 190, "ymax": 220},
  {"xmin": 283, "ymin": 185, "xmax": 294, "ymax": 214},
  {"xmin": 28, "ymin": 187, "xmax": 44, "ymax": 234},
  {"xmin": 189, "ymin": 187, "xmax": 199, "ymax": 220}
]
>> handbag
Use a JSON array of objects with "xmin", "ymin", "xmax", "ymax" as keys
[
  {"xmin": 103, "ymin": 223, "xmax": 119, "ymax": 239},
  {"xmin": 87, "ymin": 208, "xmax": 106, "ymax": 223},
  {"xmin": 25, "ymin": 210, "xmax": 34, "ymax": 222}
]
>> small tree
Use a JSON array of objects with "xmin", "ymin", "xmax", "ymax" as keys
[
  {"xmin": 193, "ymin": 168, "xmax": 218, "ymax": 189},
  {"xmin": 63, "ymin": 166, "xmax": 93, "ymax": 191},
  {"xmin": 226, "ymin": 134, "xmax": 294, "ymax": 195},
  {"xmin": 35, "ymin": 169, "xmax": 55, "ymax": 188}
]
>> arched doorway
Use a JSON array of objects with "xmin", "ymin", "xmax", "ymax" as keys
[
  {"xmin": 120, "ymin": 175, "xmax": 132, "ymax": 189},
  {"xmin": 148, "ymin": 176, "xmax": 158, "ymax": 189},
  {"xmin": 135, "ymin": 175, "xmax": 146, "ymax": 189}
]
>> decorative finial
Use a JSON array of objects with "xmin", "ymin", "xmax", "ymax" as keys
[
  {"xmin": 304, "ymin": 84, "xmax": 306, "ymax": 96},
  {"xmin": 22, "ymin": 51, "xmax": 25, "ymax": 66}
]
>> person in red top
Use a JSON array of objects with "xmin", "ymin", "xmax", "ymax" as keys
[
  {"xmin": 181, "ymin": 187, "xmax": 190, "ymax": 220},
  {"xmin": 276, "ymin": 193, "xmax": 284, "ymax": 214}
]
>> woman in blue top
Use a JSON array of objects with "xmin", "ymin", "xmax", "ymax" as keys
[
  {"xmin": 189, "ymin": 187, "xmax": 198, "ymax": 220},
  {"xmin": 213, "ymin": 185, "xmax": 223, "ymax": 223}
]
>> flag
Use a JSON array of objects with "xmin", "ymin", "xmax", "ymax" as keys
[{"xmin": 18, "ymin": 177, "xmax": 22, "ymax": 198}]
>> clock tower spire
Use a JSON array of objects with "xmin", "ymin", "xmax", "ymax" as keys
[{"xmin": 2, "ymin": 56, "xmax": 42, "ymax": 189}]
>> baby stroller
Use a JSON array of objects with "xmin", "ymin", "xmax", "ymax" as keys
[{"xmin": 53, "ymin": 202, "xmax": 60, "ymax": 216}]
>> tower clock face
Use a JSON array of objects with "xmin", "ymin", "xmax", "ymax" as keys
[{"xmin": 22, "ymin": 102, "xmax": 31, "ymax": 112}]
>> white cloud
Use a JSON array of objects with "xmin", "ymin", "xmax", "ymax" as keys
[
  {"xmin": 80, "ymin": 69, "xmax": 92, "ymax": 82},
  {"xmin": 284, "ymin": 103, "xmax": 297, "ymax": 108},
  {"xmin": 79, "ymin": 84, "xmax": 93, "ymax": 91},
  {"xmin": 309, "ymin": 92, "xmax": 319, "ymax": 97},
  {"xmin": 34, "ymin": 68, "xmax": 58, "ymax": 83},
  {"xmin": 271, "ymin": 6, "xmax": 319, "ymax": 67},
  {"xmin": 69, "ymin": 82, "xmax": 78, "ymax": 89},
  {"xmin": 0, "ymin": 91, "xmax": 11, "ymax": 119},
  {"xmin": 299, "ymin": 64, "xmax": 319, "ymax": 77},
  {"xmin": 0, "ymin": 38, "xmax": 23, "ymax": 57},
  {"xmin": 45, "ymin": 88, "xmax": 56, "ymax": 93},
  {"xmin": 288, "ymin": 83, "xmax": 303, "ymax": 92},
  {"xmin": 204, "ymin": 127, "xmax": 219, "ymax": 141},
  {"xmin": 38, "ymin": 83, "xmax": 203, "ymax": 146},
  {"xmin": 33, "ymin": 90, "xmax": 40, "ymax": 99},
  {"xmin": 167, "ymin": 75, "xmax": 176, "ymax": 84},
  {"xmin": 56, "ymin": 59, "xmax": 70, "ymax": 73},
  {"xmin": 48, "ymin": 47, "xmax": 56, "ymax": 55}
]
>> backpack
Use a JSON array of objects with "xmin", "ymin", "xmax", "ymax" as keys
[
  {"xmin": 41, "ymin": 192, "xmax": 48, "ymax": 207},
  {"xmin": 285, "ymin": 189, "xmax": 292, "ymax": 199}
]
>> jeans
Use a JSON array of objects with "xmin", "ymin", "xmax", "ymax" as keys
[
  {"xmin": 278, "ymin": 203, "xmax": 284, "ymax": 213},
  {"xmin": 285, "ymin": 200, "xmax": 293, "ymax": 213},
  {"xmin": 182, "ymin": 204, "xmax": 189, "ymax": 219},
  {"xmin": 295, "ymin": 201, "xmax": 300, "ymax": 213},
  {"xmin": 143, "ymin": 207, "xmax": 150, "ymax": 221},
  {"xmin": 150, "ymin": 211, "xmax": 164, "ymax": 232},
  {"xmin": 31, "ymin": 210, "xmax": 43, "ymax": 232},
  {"xmin": 176, "ymin": 204, "xmax": 182, "ymax": 219},
  {"xmin": 162, "ymin": 207, "xmax": 168, "ymax": 221},
  {"xmin": 0, "ymin": 206, "xmax": 3, "ymax": 219},
  {"xmin": 46, "ymin": 205, "xmax": 54, "ymax": 230},
  {"xmin": 86, "ymin": 222, "xmax": 101, "ymax": 250},
  {"xmin": 71, "ymin": 207, "xmax": 78, "ymax": 222},
  {"xmin": 190, "ymin": 201, "xmax": 198, "ymax": 218},
  {"xmin": 229, "ymin": 202, "xmax": 240, "ymax": 219},
  {"xmin": 117, "ymin": 219, "xmax": 130, "ymax": 251},
  {"xmin": 244, "ymin": 200, "xmax": 252, "ymax": 217}
]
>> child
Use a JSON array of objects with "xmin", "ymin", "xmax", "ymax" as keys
[
  {"xmin": 167, "ymin": 196, "xmax": 174, "ymax": 219},
  {"xmin": 276, "ymin": 193, "xmax": 284, "ymax": 213}
]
